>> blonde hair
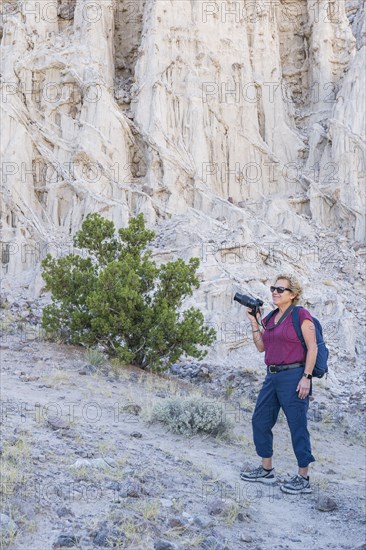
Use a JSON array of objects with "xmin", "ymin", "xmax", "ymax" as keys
[{"xmin": 274, "ymin": 273, "xmax": 303, "ymax": 305}]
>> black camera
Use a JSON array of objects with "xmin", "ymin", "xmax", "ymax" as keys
[{"xmin": 234, "ymin": 293, "xmax": 263, "ymax": 316}]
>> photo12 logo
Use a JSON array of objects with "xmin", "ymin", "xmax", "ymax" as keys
[
  {"xmin": 18, "ymin": 1, "xmax": 101, "ymax": 24},
  {"xmin": 2, "ymin": 80, "xmax": 103, "ymax": 105},
  {"xmin": 6, "ymin": 1, "xmax": 143, "ymax": 24},
  {"xmin": 1, "ymin": 478, "xmax": 122, "ymax": 505},
  {"xmin": 199, "ymin": 159, "xmax": 340, "ymax": 189},
  {"xmin": 0, "ymin": 160, "xmax": 140, "ymax": 201},
  {"xmin": 202, "ymin": 81, "xmax": 339, "ymax": 105},
  {"xmin": 201, "ymin": 1, "xmax": 341, "ymax": 25},
  {"xmin": 0, "ymin": 399, "xmax": 141, "ymax": 424},
  {"xmin": 200, "ymin": 239, "xmax": 340, "ymax": 267}
]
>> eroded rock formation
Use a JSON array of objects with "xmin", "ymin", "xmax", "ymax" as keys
[{"xmin": 1, "ymin": 0, "xmax": 365, "ymax": 371}]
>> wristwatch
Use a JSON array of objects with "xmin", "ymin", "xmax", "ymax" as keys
[{"xmin": 303, "ymin": 373, "xmax": 313, "ymax": 380}]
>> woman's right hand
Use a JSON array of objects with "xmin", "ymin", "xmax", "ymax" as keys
[
  {"xmin": 245, "ymin": 307, "xmax": 261, "ymax": 325},
  {"xmin": 247, "ymin": 308, "xmax": 265, "ymax": 352}
]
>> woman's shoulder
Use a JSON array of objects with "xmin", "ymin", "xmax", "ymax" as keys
[
  {"xmin": 296, "ymin": 306, "xmax": 313, "ymax": 322},
  {"xmin": 263, "ymin": 308, "xmax": 278, "ymax": 324}
]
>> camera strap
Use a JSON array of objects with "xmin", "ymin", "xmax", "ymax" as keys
[{"xmin": 264, "ymin": 304, "xmax": 295, "ymax": 331}]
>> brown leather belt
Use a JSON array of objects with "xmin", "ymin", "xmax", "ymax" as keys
[{"xmin": 267, "ymin": 362, "xmax": 304, "ymax": 373}]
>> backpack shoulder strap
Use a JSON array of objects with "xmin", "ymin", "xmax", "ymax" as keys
[
  {"xmin": 263, "ymin": 308, "xmax": 278, "ymax": 327},
  {"xmin": 291, "ymin": 306, "xmax": 307, "ymax": 350}
]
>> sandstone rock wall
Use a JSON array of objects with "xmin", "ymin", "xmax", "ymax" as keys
[{"xmin": 1, "ymin": 0, "xmax": 365, "ymax": 372}]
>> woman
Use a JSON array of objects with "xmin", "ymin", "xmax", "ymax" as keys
[{"xmin": 240, "ymin": 274, "xmax": 317, "ymax": 494}]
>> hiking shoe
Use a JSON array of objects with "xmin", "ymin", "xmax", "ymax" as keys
[
  {"xmin": 280, "ymin": 474, "xmax": 312, "ymax": 494},
  {"xmin": 240, "ymin": 465, "xmax": 276, "ymax": 484}
]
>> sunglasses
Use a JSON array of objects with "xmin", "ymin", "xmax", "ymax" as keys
[{"xmin": 270, "ymin": 286, "xmax": 291, "ymax": 294}]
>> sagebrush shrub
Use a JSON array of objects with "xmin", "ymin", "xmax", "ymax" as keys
[
  {"xmin": 41, "ymin": 213, "xmax": 215, "ymax": 370},
  {"xmin": 151, "ymin": 397, "xmax": 233, "ymax": 437}
]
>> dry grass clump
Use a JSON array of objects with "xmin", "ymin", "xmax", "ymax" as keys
[{"xmin": 85, "ymin": 348, "xmax": 108, "ymax": 369}]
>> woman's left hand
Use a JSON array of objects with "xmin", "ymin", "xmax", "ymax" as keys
[{"xmin": 297, "ymin": 377, "xmax": 311, "ymax": 399}]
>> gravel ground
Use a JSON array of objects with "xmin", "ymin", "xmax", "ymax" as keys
[{"xmin": 0, "ymin": 320, "xmax": 365, "ymax": 550}]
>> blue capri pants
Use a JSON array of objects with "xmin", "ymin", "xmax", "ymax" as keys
[{"xmin": 252, "ymin": 367, "xmax": 315, "ymax": 468}]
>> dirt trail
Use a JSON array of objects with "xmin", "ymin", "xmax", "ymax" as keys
[{"xmin": 1, "ymin": 334, "xmax": 365, "ymax": 549}]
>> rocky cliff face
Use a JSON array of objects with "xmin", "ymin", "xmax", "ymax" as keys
[{"xmin": 1, "ymin": 0, "xmax": 365, "ymax": 373}]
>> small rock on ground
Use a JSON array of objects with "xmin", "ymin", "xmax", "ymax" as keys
[
  {"xmin": 154, "ymin": 540, "xmax": 178, "ymax": 550},
  {"xmin": 315, "ymin": 494, "xmax": 338, "ymax": 512},
  {"xmin": 53, "ymin": 534, "xmax": 80, "ymax": 548}
]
